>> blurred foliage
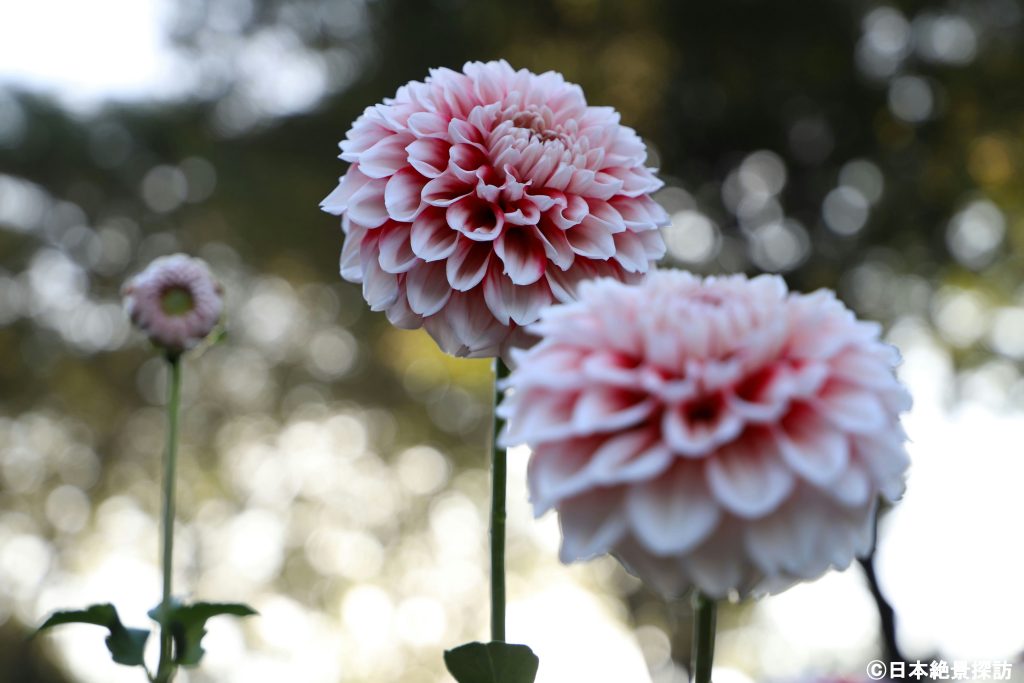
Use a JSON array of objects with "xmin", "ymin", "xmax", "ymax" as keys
[{"xmin": 1, "ymin": 0, "xmax": 1023, "ymax": 681}]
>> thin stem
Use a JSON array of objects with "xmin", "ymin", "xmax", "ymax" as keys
[
  {"xmin": 155, "ymin": 355, "xmax": 182, "ymax": 683},
  {"xmin": 859, "ymin": 553, "xmax": 903, "ymax": 663},
  {"xmin": 489, "ymin": 358, "xmax": 511, "ymax": 642},
  {"xmin": 690, "ymin": 592, "xmax": 717, "ymax": 683}
]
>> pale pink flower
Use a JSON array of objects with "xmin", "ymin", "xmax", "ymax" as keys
[
  {"xmin": 499, "ymin": 271, "xmax": 912, "ymax": 598},
  {"xmin": 123, "ymin": 254, "xmax": 223, "ymax": 355},
  {"xmin": 321, "ymin": 60, "xmax": 667, "ymax": 358}
]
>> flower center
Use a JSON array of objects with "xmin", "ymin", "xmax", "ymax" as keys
[
  {"xmin": 160, "ymin": 286, "xmax": 194, "ymax": 316},
  {"xmin": 510, "ymin": 110, "xmax": 562, "ymax": 143}
]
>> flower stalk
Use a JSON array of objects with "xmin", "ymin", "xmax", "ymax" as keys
[
  {"xmin": 155, "ymin": 353, "xmax": 182, "ymax": 683},
  {"xmin": 690, "ymin": 592, "xmax": 716, "ymax": 683},
  {"xmin": 490, "ymin": 358, "xmax": 511, "ymax": 642}
]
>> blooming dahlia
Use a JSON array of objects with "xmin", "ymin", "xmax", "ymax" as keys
[
  {"xmin": 499, "ymin": 271, "xmax": 912, "ymax": 598},
  {"xmin": 321, "ymin": 60, "xmax": 668, "ymax": 357},
  {"xmin": 123, "ymin": 254, "xmax": 223, "ymax": 355}
]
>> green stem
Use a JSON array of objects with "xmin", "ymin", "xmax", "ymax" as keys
[
  {"xmin": 155, "ymin": 355, "xmax": 182, "ymax": 683},
  {"xmin": 691, "ymin": 592, "xmax": 717, "ymax": 683},
  {"xmin": 490, "ymin": 358, "xmax": 511, "ymax": 642}
]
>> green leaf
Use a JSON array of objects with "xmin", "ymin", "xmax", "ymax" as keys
[
  {"xmin": 149, "ymin": 600, "xmax": 257, "ymax": 666},
  {"xmin": 36, "ymin": 603, "xmax": 149, "ymax": 667},
  {"xmin": 443, "ymin": 641, "xmax": 539, "ymax": 683}
]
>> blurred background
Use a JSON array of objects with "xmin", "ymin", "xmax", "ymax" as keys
[{"xmin": 1, "ymin": 0, "xmax": 1023, "ymax": 681}]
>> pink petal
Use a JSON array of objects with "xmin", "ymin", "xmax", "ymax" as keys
[
  {"xmin": 572, "ymin": 386, "xmax": 656, "ymax": 434},
  {"xmin": 705, "ymin": 433, "xmax": 795, "ymax": 518},
  {"xmin": 565, "ymin": 215, "xmax": 617, "ymax": 259},
  {"xmin": 339, "ymin": 224, "xmax": 367, "ymax": 281},
  {"xmin": 556, "ymin": 489, "xmax": 628, "ymax": 562},
  {"xmin": 815, "ymin": 380, "xmax": 887, "ymax": 433},
  {"xmin": 612, "ymin": 230, "xmax": 649, "ymax": 273},
  {"xmin": 626, "ymin": 461, "xmax": 721, "ymax": 555},
  {"xmin": 422, "ymin": 174, "xmax": 472, "ymax": 207},
  {"xmin": 406, "ymin": 111, "xmax": 449, "ymax": 138},
  {"xmin": 445, "ymin": 236, "xmax": 492, "ymax": 291},
  {"xmin": 346, "ymin": 177, "xmax": 390, "ymax": 228},
  {"xmin": 384, "ymin": 167, "xmax": 428, "ymax": 222},
  {"xmin": 406, "ymin": 138, "xmax": 450, "ymax": 178},
  {"xmin": 321, "ymin": 168, "xmax": 373, "ymax": 216},
  {"xmin": 376, "ymin": 222, "xmax": 418, "ymax": 273},
  {"xmin": 661, "ymin": 396, "xmax": 744, "ymax": 457},
  {"xmin": 406, "ymin": 261, "xmax": 453, "ymax": 316},
  {"xmin": 447, "ymin": 196, "xmax": 504, "ymax": 241},
  {"xmin": 357, "ymin": 133, "xmax": 414, "ymax": 178},
  {"xmin": 495, "ymin": 228, "xmax": 546, "ymax": 286},
  {"xmin": 361, "ymin": 254, "xmax": 399, "ymax": 311},
  {"xmin": 533, "ymin": 222, "xmax": 575, "ymax": 270},
  {"xmin": 547, "ymin": 193, "xmax": 589, "ymax": 230},
  {"xmin": 774, "ymin": 404, "xmax": 850, "ymax": 486},
  {"xmin": 409, "ymin": 208, "xmax": 458, "ymax": 261}
]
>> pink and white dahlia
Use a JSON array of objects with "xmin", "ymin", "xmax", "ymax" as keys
[
  {"xmin": 499, "ymin": 271, "xmax": 912, "ymax": 598},
  {"xmin": 123, "ymin": 254, "xmax": 223, "ymax": 355},
  {"xmin": 321, "ymin": 60, "xmax": 668, "ymax": 358}
]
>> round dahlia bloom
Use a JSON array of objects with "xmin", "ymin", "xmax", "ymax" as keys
[
  {"xmin": 499, "ymin": 271, "xmax": 912, "ymax": 598},
  {"xmin": 321, "ymin": 60, "xmax": 668, "ymax": 358},
  {"xmin": 122, "ymin": 254, "xmax": 223, "ymax": 355}
]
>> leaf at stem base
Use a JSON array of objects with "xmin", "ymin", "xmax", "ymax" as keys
[
  {"xmin": 36, "ymin": 603, "xmax": 149, "ymax": 667},
  {"xmin": 148, "ymin": 600, "xmax": 257, "ymax": 667},
  {"xmin": 443, "ymin": 641, "xmax": 539, "ymax": 683}
]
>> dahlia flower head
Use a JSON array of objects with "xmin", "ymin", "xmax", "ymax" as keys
[
  {"xmin": 321, "ymin": 60, "xmax": 668, "ymax": 358},
  {"xmin": 499, "ymin": 271, "xmax": 912, "ymax": 599},
  {"xmin": 122, "ymin": 254, "xmax": 223, "ymax": 355}
]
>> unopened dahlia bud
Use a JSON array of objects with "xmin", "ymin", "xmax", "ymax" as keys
[
  {"xmin": 122, "ymin": 254, "xmax": 223, "ymax": 355},
  {"xmin": 499, "ymin": 270, "xmax": 912, "ymax": 599}
]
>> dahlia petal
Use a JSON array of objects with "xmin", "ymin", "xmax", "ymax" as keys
[
  {"xmin": 705, "ymin": 436, "xmax": 795, "ymax": 518},
  {"xmin": 816, "ymin": 381, "xmax": 887, "ymax": 433},
  {"xmin": 612, "ymin": 195, "xmax": 671, "ymax": 231},
  {"xmin": 775, "ymin": 407, "xmax": 850, "ymax": 486},
  {"xmin": 533, "ymin": 222, "xmax": 575, "ymax": 270},
  {"xmin": 829, "ymin": 464, "xmax": 872, "ymax": 507},
  {"xmin": 586, "ymin": 199, "xmax": 627, "ymax": 234},
  {"xmin": 527, "ymin": 436, "xmax": 602, "ymax": 513},
  {"xmin": 853, "ymin": 431, "xmax": 910, "ymax": 500},
  {"xmin": 627, "ymin": 461, "xmax": 721, "ymax": 556},
  {"xmin": 614, "ymin": 539, "xmax": 691, "ymax": 597},
  {"xmin": 548, "ymin": 193, "xmax": 589, "ymax": 230},
  {"xmin": 446, "ymin": 237, "xmax": 492, "ymax": 291},
  {"xmin": 409, "ymin": 208, "xmax": 458, "ymax": 262},
  {"xmin": 346, "ymin": 178, "xmax": 390, "ymax": 228},
  {"xmin": 447, "ymin": 196, "xmax": 504, "ymax": 241},
  {"xmin": 499, "ymin": 275, "xmax": 550, "ymax": 326},
  {"xmin": 684, "ymin": 520, "xmax": 749, "ymax": 598},
  {"xmin": 495, "ymin": 228, "xmax": 546, "ymax": 286},
  {"xmin": 443, "ymin": 291, "xmax": 507, "ymax": 357},
  {"xmin": 376, "ymin": 222, "xmax": 418, "ymax": 273},
  {"xmin": 422, "ymin": 174, "xmax": 472, "ymax": 207},
  {"xmin": 606, "ymin": 166, "xmax": 663, "ymax": 197},
  {"xmin": 321, "ymin": 168, "xmax": 374, "ymax": 216},
  {"xmin": 407, "ymin": 111, "xmax": 449, "ymax": 138},
  {"xmin": 406, "ymin": 138, "xmax": 450, "ymax": 178},
  {"xmin": 358, "ymin": 134, "xmax": 414, "ymax": 178},
  {"xmin": 384, "ymin": 168, "xmax": 428, "ymax": 222},
  {"xmin": 557, "ymin": 489, "xmax": 628, "ymax": 562},
  {"xmin": 339, "ymin": 224, "xmax": 367, "ymax": 281},
  {"xmin": 612, "ymin": 230, "xmax": 649, "ymax": 273},
  {"xmin": 566, "ymin": 216, "xmax": 617, "ymax": 259},
  {"xmin": 572, "ymin": 387, "xmax": 656, "ymax": 434},
  {"xmin": 361, "ymin": 256, "xmax": 399, "ymax": 311},
  {"xmin": 661, "ymin": 401, "xmax": 744, "ymax": 457},
  {"xmin": 385, "ymin": 293, "xmax": 422, "ymax": 330},
  {"xmin": 406, "ymin": 261, "xmax": 453, "ymax": 315}
]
